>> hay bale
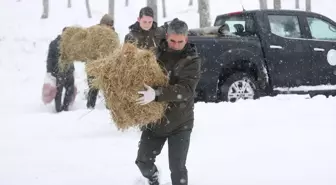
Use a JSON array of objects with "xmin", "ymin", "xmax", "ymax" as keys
[
  {"xmin": 86, "ymin": 43, "xmax": 169, "ymax": 130},
  {"xmin": 59, "ymin": 25, "xmax": 120, "ymax": 71}
]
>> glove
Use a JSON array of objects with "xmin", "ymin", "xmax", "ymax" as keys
[
  {"xmin": 136, "ymin": 84, "xmax": 156, "ymax": 105},
  {"xmin": 44, "ymin": 72, "xmax": 56, "ymax": 86}
]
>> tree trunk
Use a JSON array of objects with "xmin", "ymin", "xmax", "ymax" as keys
[
  {"xmin": 162, "ymin": 0, "xmax": 167, "ymax": 18},
  {"xmin": 108, "ymin": 0, "xmax": 115, "ymax": 20},
  {"xmin": 125, "ymin": 0, "xmax": 129, "ymax": 7},
  {"xmin": 147, "ymin": 0, "xmax": 158, "ymax": 22},
  {"xmin": 41, "ymin": 0, "xmax": 49, "ymax": 19},
  {"xmin": 259, "ymin": 0, "xmax": 267, "ymax": 9},
  {"xmin": 306, "ymin": 0, "xmax": 311, "ymax": 11},
  {"xmin": 189, "ymin": 0, "xmax": 193, "ymax": 6},
  {"xmin": 295, "ymin": 0, "xmax": 300, "ymax": 9},
  {"xmin": 85, "ymin": 0, "xmax": 92, "ymax": 18},
  {"xmin": 274, "ymin": 0, "xmax": 281, "ymax": 10},
  {"xmin": 198, "ymin": 0, "xmax": 211, "ymax": 27},
  {"xmin": 67, "ymin": 0, "xmax": 72, "ymax": 8}
]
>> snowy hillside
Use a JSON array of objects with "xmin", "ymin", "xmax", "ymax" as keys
[{"xmin": 0, "ymin": 0, "xmax": 336, "ymax": 185}]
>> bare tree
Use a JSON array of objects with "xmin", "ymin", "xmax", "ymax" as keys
[
  {"xmin": 189, "ymin": 0, "xmax": 193, "ymax": 6},
  {"xmin": 85, "ymin": 0, "xmax": 92, "ymax": 18},
  {"xmin": 68, "ymin": 0, "xmax": 72, "ymax": 8},
  {"xmin": 305, "ymin": 0, "xmax": 311, "ymax": 11},
  {"xmin": 295, "ymin": 0, "xmax": 300, "ymax": 9},
  {"xmin": 259, "ymin": 0, "xmax": 267, "ymax": 9},
  {"xmin": 125, "ymin": 0, "xmax": 129, "ymax": 7},
  {"xmin": 41, "ymin": 0, "xmax": 49, "ymax": 19},
  {"xmin": 109, "ymin": 0, "xmax": 115, "ymax": 20},
  {"xmin": 147, "ymin": 0, "xmax": 158, "ymax": 22},
  {"xmin": 162, "ymin": 0, "xmax": 167, "ymax": 18},
  {"xmin": 274, "ymin": 0, "xmax": 281, "ymax": 10},
  {"xmin": 198, "ymin": 0, "xmax": 211, "ymax": 27}
]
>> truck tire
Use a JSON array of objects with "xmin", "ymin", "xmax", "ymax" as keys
[{"xmin": 219, "ymin": 72, "xmax": 259, "ymax": 102}]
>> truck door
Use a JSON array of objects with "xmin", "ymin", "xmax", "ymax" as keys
[
  {"xmin": 301, "ymin": 14, "xmax": 336, "ymax": 86},
  {"xmin": 261, "ymin": 13, "xmax": 313, "ymax": 88}
]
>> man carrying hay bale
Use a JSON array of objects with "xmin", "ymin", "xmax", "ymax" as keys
[
  {"xmin": 85, "ymin": 14, "xmax": 118, "ymax": 109},
  {"xmin": 124, "ymin": 6, "xmax": 165, "ymax": 50},
  {"xmin": 45, "ymin": 27, "xmax": 76, "ymax": 112},
  {"xmin": 135, "ymin": 19, "xmax": 201, "ymax": 185}
]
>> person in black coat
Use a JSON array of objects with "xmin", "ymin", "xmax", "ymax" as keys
[
  {"xmin": 135, "ymin": 19, "xmax": 201, "ymax": 185},
  {"xmin": 46, "ymin": 27, "xmax": 75, "ymax": 112},
  {"xmin": 124, "ymin": 7, "xmax": 165, "ymax": 50}
]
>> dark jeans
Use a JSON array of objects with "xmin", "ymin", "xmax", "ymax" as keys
[
  {"xmin": 86, "ymin": 75, "xmax": 99, "ymax": 108},
  {"xmin": 135, "ymin": 126, "xmax": 192, "ymax": 185},
  {"xmin": 55, "ymin": 74, "xmax": 75, "ymax": 112}
]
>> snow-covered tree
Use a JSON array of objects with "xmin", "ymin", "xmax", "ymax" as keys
[
  {"xmin": 147, "ymin": 0, "xmax": 158, "ymax": 22},
  {"xmin": 295, "ymin": 0, "xmax": 300, "ymax": 9},
  {"xmin": 41, "ymin": 0, "xmax": 49, "ymax": 19},
  {"xmin": 162, "ymin": 0, "xmax": 167, "ymax": 18},
  {"xmin": 259, "ymin": 0, "xmax": 267, "ymax": 9},
  {"xmin": 108, "ymin": 0, "xmax": 114, "ymax": 19},
  {"xmin": 306, "ymin": 0, "xmax": 311, "ymax": 11},
  {"xmin": 274, "ymin": 0, "xmax": 281, "ymax": 10},
  {"xmin": 86, "ymin": 0, "xmax": 92, "ymax": 18},
  {"xmin": 68, "ymin": 0, "xmax": 72, "ymax": 8},
  {"xmin": 198, "ymin": 0, "xmax": 211, "ymax": 27}
]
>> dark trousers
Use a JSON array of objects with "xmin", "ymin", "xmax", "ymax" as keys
[
  {"xmin": 135, "ymin": 128, "xmax": 192, "ymax": 185},
  {"xmin": 86, "ymin": 75, "xmax": 99, "ymax": 108},
  {"xmin": 55, "ymin": 74, "xmax": 75, "ymax": 112}
]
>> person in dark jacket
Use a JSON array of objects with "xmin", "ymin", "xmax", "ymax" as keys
[
  {"xmin": 86, "ymin": 14, "xmax": 115, "ymax": 109},
  {"xmin": 124, "ymin": 7, "xmax": 165, "ymax": 50},
  {"xmin": 46, "ymin": 27, "xmax": 75, "ymax": 112},
  {"xmin": 135, "ymin": 19, "xmax": 201, "ymax": 185}
]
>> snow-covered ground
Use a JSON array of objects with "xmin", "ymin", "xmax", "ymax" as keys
[
  {"xmin": 1, "ymin": 0, "xmax": 336, "ymax": 185},
  {"xmin": 1, "ymin": 95, "xmax": 336, "ymax": 185}
]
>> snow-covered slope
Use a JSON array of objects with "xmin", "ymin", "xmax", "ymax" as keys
[{"xmin": 0, "ymin": 0, "xmax": 336, "ymax": 185}]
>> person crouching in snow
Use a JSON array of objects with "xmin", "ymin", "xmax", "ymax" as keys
[{"xmin": 44, "ymin": 27, "xmax": 76, "ymax": 112}]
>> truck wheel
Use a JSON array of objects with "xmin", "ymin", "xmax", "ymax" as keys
[{"xmin": 219, "ymin": 72, "xmax": 259, "ymax": 102}]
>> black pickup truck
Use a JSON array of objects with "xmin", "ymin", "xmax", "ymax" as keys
[{"xmin": 188, "ymin": 9, "xmax": 336, "ymax": 102}]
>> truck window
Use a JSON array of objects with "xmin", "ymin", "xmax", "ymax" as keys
[
  {"xmin": 268, "ymin": 15, "xmax": 302, "ymax": 39},
  {"xmin": 306, "ymin": 17, "xmax": 336, "ymax": 40},
  {"xmin": 214, "ymin": 14, "xmax": 256, "ymax": 37}
]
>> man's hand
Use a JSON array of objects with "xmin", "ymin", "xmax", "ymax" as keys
[{"xmin": 136, "ymin": 84, "xmax": 156, "ymax": 105}]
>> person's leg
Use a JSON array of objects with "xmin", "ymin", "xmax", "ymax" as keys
[
  {"xmin": 168, "ymin": 129, "xmax": 192, "ymax": 185},
  {"xmin": 54, "ymin": 76, "xmax": 64, "ymax": 113},
  {"xmin": 136, "ymin": 129, "xmax": 167, "ymax": 185},
  {"xmin": 62, "ymin": 74, "xmax": 75, "ymax": 111},
  {"xmin": 86, "ymin": 76, "xmax": 99, "ymax": 108},
  {"xmin": 88, "ymin": 88, "xmax": 99, "ymax": 108}
]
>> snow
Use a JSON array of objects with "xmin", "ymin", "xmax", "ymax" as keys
[
  {"xmin": 275, "ymin": 85, "xmax": 336, "ymax": 92},
  {"xmin": 1, "ymin": 0, "xmax": 336, "ymax": 185},
  {"xmin": 2, "ymin": 95, "xmax": 336, "ymax": 185}
]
